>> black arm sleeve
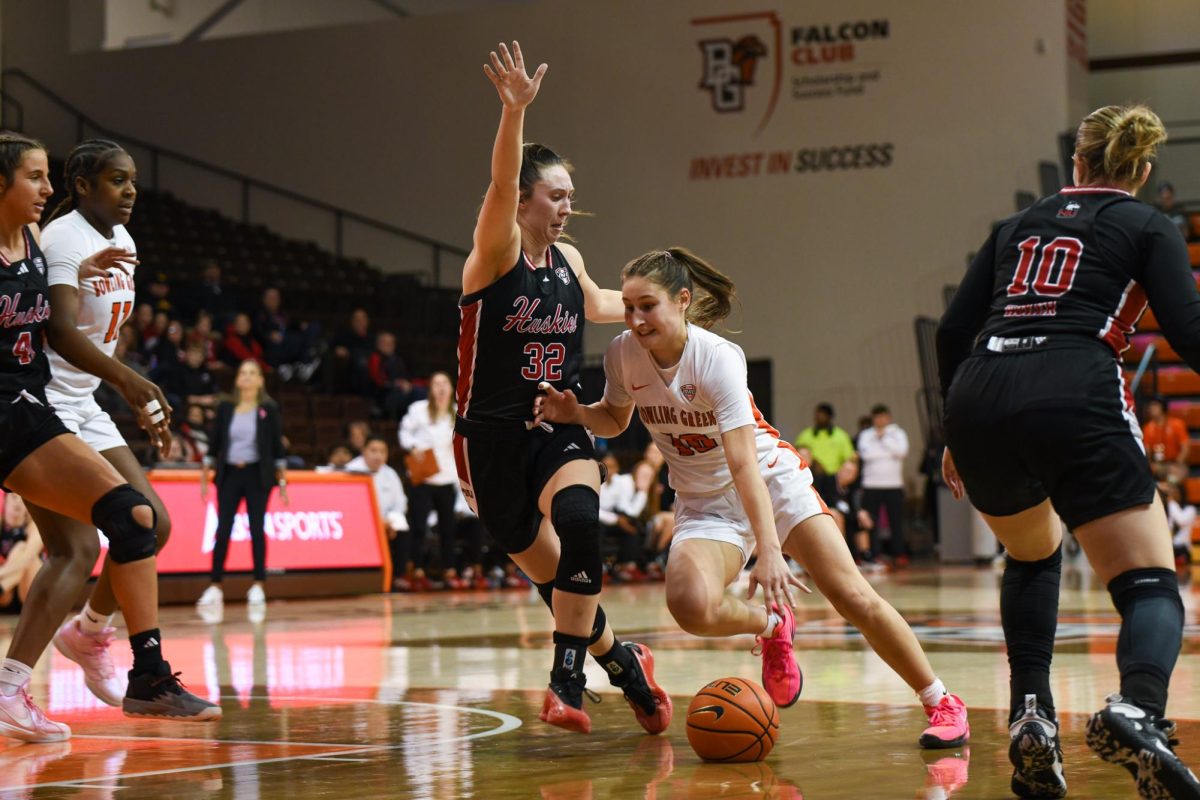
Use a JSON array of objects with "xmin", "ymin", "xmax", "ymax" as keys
[
  {"xmin": 1136, "ymin": 215, "xmax": 1200, "ymax": 372},
  {"xmin": 936, "ymin": 227, "xmax": 999, "ymax": 399}
]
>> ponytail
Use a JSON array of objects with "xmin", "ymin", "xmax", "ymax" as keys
[
  {"xmin": 1075, "ymin": 104, "xmax": 1166, "ymax": 188},
  {"xmin": 621, "ymin": 246, "xmax": 738, "ymax": 329}
]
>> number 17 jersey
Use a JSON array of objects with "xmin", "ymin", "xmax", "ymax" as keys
[
  {"xmin": 603, "ymin": 324, "xmax": 787, "ymax": 496},
  {"xmin": 41, "ymin": 210, "xmax": 137, "ymax": 401}
]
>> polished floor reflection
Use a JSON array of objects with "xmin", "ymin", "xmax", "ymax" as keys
[{"xmin": 2, "ymin": 563, "xmax": 1200, "ymax": 798}]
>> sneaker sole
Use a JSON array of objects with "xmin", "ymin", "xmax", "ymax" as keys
[
  {"xmin": 1087, "ymin": 711, "xmax": 1200, "ymax": 800},
  {"xmin": 0, "ymin": 718, "xmax": 70, "ymax": 743},
  {"xmin": 920, "ymin": 731, "xmax": 969, "ymax": 749},
  {"xmin": 123, "ymin": 700, "xmax": 222, "ymax": 721},
  {"xmin": 1009, "ymin": 722, "xmax": 1066, "ymax": 798}
]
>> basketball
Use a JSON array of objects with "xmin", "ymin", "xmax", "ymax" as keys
[{"xmin": 686, "ymin": 677, "xmax": 780, "ymax": 763}]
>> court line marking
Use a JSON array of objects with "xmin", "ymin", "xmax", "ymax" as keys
[{"xmin": 2, "ymin": 696, "xmax": 523, "ymax": 792}]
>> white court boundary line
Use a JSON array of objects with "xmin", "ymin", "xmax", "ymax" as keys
[{"xmin": 1, "ymin": 696, "xmax": 523, "ymax": 792}]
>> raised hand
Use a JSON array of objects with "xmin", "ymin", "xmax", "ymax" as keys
[
  {"xmin": 79, "ymin": 246, "xmax": 137, "ymax": 281},
  {"xmin": 483, "ymin": 40, "xmax": 547, "ymax": 110}
]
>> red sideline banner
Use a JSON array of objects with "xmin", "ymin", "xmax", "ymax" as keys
[{"xmin": 88, "ymin": 471, "xmax": 391, "ymax": 588}]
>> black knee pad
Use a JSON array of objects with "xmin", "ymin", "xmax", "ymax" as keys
[
  {"xmin": 1108, "ymin": 567, "xmax": 1183, "ymax": 617},
  {"xmin": 92, "ymin": 485, "xmax": 157, "ymax": 564},
  {"xmin": 535, "ymin": 580, "xmax": 606, "ymax": 645},
  {"xmin": 552, "ymin": 486, "xmax": 602, "ymax": 596}
]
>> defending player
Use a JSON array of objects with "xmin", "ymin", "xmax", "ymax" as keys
[
  {"xmin": 454, "ymin": 42, "xmax": 669, "ymax": 734},
  {"xmin": 535, "ymin": 247, "xmax": 969, "ymax": 749},
  {"xmin": 939, "ymin": 104, "xmax": 1200, "ymax": 798}
]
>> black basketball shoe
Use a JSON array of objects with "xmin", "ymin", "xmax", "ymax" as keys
[
  {"xmin": 1009, "ymin": 694, "xmax": 1066, "ymax": 798},
  {"xmin": 1086, "ymin": 693, "xmax": 1200, "ymax": 799}
]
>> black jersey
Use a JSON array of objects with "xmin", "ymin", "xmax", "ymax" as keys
[
  {"xmin": 457, "ymin": 246, "xmax": 585, "ymax": 422},
  {"xmin": 938, "ymin": 186, "xmax": 1200, "ymax": 396},
  {"xmin": 0, "ymin": 227, "xmax": 52, "ymax": 403}
]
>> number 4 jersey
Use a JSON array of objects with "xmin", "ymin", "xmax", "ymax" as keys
[
  {"xmin": 41, "ymin": 210, "xmax": 136, "ymax": 402},
  {"xmin": 0, "ymin": 227, "xmax": 52, "ymax": 401},
  {"xmin": 603, "ymin": 323, "xmax": 793, "ymax": 495}
]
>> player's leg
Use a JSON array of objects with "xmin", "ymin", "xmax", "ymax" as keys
[
  {"xmin": 55, "ymin": 444, "xmax": 171, "ymax": 706},
  {"xmin": 665, "ymin": 537, "xmax": 766, "ymax": 637},
  {"xmin": 1072, "ymin": 496, "xmax": 1200, "ymax": 798}
]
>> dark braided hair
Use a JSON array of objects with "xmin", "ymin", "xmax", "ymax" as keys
[
  {"xmin": 0, "ymin": 131, "xmax": 46, "ymax": 191},
  {"xmin": 47, "ymin": 139, "xmax": 128, "ymax": 223}
]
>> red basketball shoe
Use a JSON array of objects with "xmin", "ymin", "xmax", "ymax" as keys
[
  {"xmin": 614, "ymin": 643, "xmax": 672, "ymax": 735},
  {"xmin": 921, "ymin": 693, "xmax": 970, "ymax": 748},
  {"xmin": 753, "ymin": 604, "xmax": 802, "ymax": 708},
  {"xmin": 540, "ymin": 673, "xmax": 594, "ymax": 734}
]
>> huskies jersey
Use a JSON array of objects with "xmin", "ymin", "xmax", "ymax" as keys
[
  {"xmin": 603, "ymin": 324, "xmax": 790, "ymax": 495},
  {"xmin": 41, "ymin": 210, "xmax": 137, "ymax": 400},
  {"xmin": 938, "ymin": 186, "xmax": 1200, "ymax": 395},
  {"xmin": 0, "ymin": 227, "xmax": 52, "ymax": 401},
  {"xmin": 458, "ymin": 246, "xmax": 584, "ymax": 422}
]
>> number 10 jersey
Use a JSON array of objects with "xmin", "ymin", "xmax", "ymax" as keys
[{"xmin": 41, "ymin": 210, "xmax": 137, "ymax": 402}]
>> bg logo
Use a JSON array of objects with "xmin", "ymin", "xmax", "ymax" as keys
[{"xmin": 698, "ymin": 35, "xmax": 768, "ymax": 113}]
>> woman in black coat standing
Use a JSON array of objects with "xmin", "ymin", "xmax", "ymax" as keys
[{"xmin": 195, "ymin": 359, "xmax": 287, "ymax": 609}]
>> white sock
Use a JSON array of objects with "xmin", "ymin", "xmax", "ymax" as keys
[
  {"xmin": 918, "ymin": 678, "xmax": 947, "ymax": 707},
  {"xmin": 0, "ymin": 658, "xmax": 33, "ymax": 696},
  {"xmin": 79, "ymin": 601, "xmax": 114, "ymax": 635},
  {"xmin": 761, "ymin": 610, "xmax": 782, "ymax": 639}
]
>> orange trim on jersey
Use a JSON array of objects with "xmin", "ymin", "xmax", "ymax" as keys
[
  {"xmin": 747, "ymin": 392, "xmax": 806, "ymax": 469},
  {"xmin": 809, "ymin": 486, "xmax": 829, "ymax": 514}
]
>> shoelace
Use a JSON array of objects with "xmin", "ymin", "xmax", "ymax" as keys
[
  {"xmin": 21, "ymin": 691, "xmax": 51, "ymax": 726},
  {"xmin": 149, "ymin": 671, "xmax": 187, "ymax": 695},
  {"xmin": 927, "ymin": 702, "xmax": 956, "ymax": 727}
]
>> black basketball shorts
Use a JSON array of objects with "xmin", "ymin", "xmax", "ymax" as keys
[
  {"xmin": 0, "ymin": 394, "xmax": 74, "ymax": 487},
  {"xmin": 944, "ymin": 342, "xmax": 1156, "ymax": 530},
  {"xmin": 453, "ymin": 416, "xmax": 598, "ymax": 553}
]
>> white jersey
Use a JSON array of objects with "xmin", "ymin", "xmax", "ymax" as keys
[
  {"xmin": 603, "ymin": 324, "xmax": 791, "ymax": 496},
  {"xmin": 41, "ymin": 210, "xmax": 137, "ymax": 401}
]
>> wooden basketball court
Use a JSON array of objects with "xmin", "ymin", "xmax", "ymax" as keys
[{"xmin": 2, "ymin": 563, "xmax": 1198, "ymax": 798}]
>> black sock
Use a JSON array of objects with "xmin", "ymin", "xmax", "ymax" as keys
[
  {"xmin": 595, "ymin": 640, "xmax": 636, "ymax": 685},
  {"xmin": 1001, "ymin": 546, "xmax": 1061, "ymax": 721},
  {"xmin": 1109, "ymin": 568, "xmax": 1183, "ymax": 718},
  {"xmin": 551, "ymin": 631, "xmax": 589, "ymax": 683},
  {"xmin": 130, "ymin": 628, "xmax": 165, "ymax": 675}
]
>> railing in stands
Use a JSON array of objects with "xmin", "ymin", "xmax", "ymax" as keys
[{"xmin": 0, "ymin": 68, "xmax": 469, "ymax": 286}]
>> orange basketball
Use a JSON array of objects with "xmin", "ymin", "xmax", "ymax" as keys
[{"xmin": 686, "ymin": 677, "xmax": 780, "ymax": 762}]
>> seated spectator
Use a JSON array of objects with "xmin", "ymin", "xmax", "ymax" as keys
[
  {"xmin": 794, "ymin": 402, "xmax": 857, "ymax": 477},
  {"xmin": 369, "ymin": 332, "xmax": 417, "ymax": 419},
  {"xmin": 1157, "ymin": 181, "xmax": 1190, "ymax": 240},
  {"xmin": 823, "ymin": 459, "xmax": 880, "ymax": 571},
  {"xmin": 161, "ymin": 343, "xmax": 219, "ymax": 412},
  {"xmin": 136, "ymin": 271, "xmax": 178, "ymax": 318},
  {"xmin": 332, "ymin": 308, "xmax": 374, "ymax": 395},
  {"xmin": 149, "ymin": 318, "xmax": 185, "ymax": 380},
  {"xmin": 399, "ymin": 372, "xmax": 457, "ymax": 584},
  {"xmin": 635, "ymin": 443, "xmax": 674, "ymax": 567},
  {"xmin": 1143, "ymin": 396, "xmax": 1189, "ymax": 483},
  {"xmin": 0, "ymin": 495, "xmax": 43, "ymax": 614},
  {"xmin": 254, "ymin": 287, "xmax": 322, "ymax": 383},
  {"xmin": 1164, "ymin": 481, "xmax": 1197, "ymax": 566},
  {"xmin": 599, "ymin": 453, "xmax": 650, "ymax": 582},
  {"xmin": 187, "ymin": 310, "xmax": 224, "ymax": 371},
  {"xmin": 315, "ymin": 443, "xmax": 354, "ymax": 473},
  {"xmin": 184, "ymin": 260, "xmax": 238, "ymax": 329},
  {"xmin": 223, "ymin": 312, "xmax": 268, "ymax": 371},
  {"xmin": 345, "ymin": 419, "xmax": 372, "ymax": 456},
  {"xmin": 131, "ymin": 302, "xmax": 157, "ymax": 359},
  {"xmin": 156, "ymin": 431, "xmax": 198, "ymax": 465},
  {"xmin": 348, "ymin": 437, "xmax": 416, "ymax": 590},
  {"xmin": 178, "ymin": 403, "xmax": 211, "ymax": 460}
]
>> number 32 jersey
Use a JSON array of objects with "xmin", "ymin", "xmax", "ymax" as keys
[
  {"xmin": 41, "ymin": 210, "xmax": 137, "ymax": 402},
  {"xmin": 603, "ymin": 324, "xmax": 788, "ymax": 495}
]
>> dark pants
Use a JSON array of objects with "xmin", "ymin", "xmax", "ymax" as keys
[
  {"xmin": 211, "ymin": 464, "xmax": 272, "ymax": 582},
  {"xmin": 862, "ymin": 487, "xmax": 906, "ymax": 559},
  {"xmin": 405, "ymin": 483, "xmax": 458, "ymax": 572}
]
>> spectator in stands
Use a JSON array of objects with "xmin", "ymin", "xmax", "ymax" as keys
[
  {"xmin": 116, "ymin": 324, "xmax": 148, "ymax": 375},
  {"xmin": 345, "ymin": 420, "xmax": 371, "ymax": 456},
  {"xmin": 369, "ymin": 332, "xmax": 416, "ymax": 418},
  {"xmin": 795, "ymin": 402, "xmax": 857, "ymax": 477},
  {"xmin": 223, "ymin": 312, "xmax": 268, "ymax": 371},
  {"xmin": 131, "ymin": 302, "xmax": 157, "ymax": 359},
  {"xmin": 136, "ymin": 271, "xmax": 177, "ymax": 318},
  {"xmin": 599, "ymin": 453, "xmax": 650, "ymax": 582},
  {"xmin": 0, "ymin": 496, "xmax": 43, "ymax": 614},
  {"xmin": 162, "ymin": 343, "xmax": 218, "ymax": 413},
  {"xmin": 178, "ymin": 403, "xmax": 210, "ymax": 460},
  {"xmin": 1157, "ymin": 181, "xmax": 1190, "ymax": 240},
  {"xmin": 315, "ymin": 443, "xmax": 354, "ymax": 472},
  {"xmin": 399, "ymin": 372, "xmax": 458, "ymax": 585},
  {"xmin": 347, "ymin": 437, "xmax": 413, "ymax": 590},
  {"xmin": 157, "ymin": 431, "xmax": 197, "ymax": 465},
  {"xmin": 149, "ymin": 319, "xmax": 185, "ymax": 379},
  {"xmin": 857, "ymin": 403, "xmax": 910, "ymax": 566},
  {"xmin": 197, "ymin": 360, "xmax": 288, "ymax": 610},
  {"xmin": 824, "ymin": 459, "xmax": 880, "ymax": 570},
  {"xmin": 187, "ymin": 261, "xmax": 238, "ymax": 329},
  {"xmin": 332, "ymin": 308, "xmax": 374, "ymax": 395},
  {"xmin": 1143, "ymin": 396, "xmax": 1190, "ymax": 483},
  {"xmin": 635, "ymin": 443, "xmax": 675, "ymax": 566},
  {"xmin": 186, "ymin": 310, "xmax": 223, "ymax": 371},
  {"xmin": 1162, "ymin": 481, "xmax": 1196, "ymax": 566},
  {"xmin": 253, "ymin": 287, "xmax": 322, "ymax": 383}
]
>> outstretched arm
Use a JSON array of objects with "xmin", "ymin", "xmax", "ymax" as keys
[
  {"xmin": 464, "ymin": 41, "xmax": 548, "ymax": 296},
  {"xmin": 557, "ymin": 242, "xmax": 624, "ymax": 323}
]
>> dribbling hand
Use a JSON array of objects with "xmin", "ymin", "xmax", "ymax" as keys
[
  {"xmin": 747, "ymin": 548, "xmax": 811, "ymax": 611},
  {"xmin": 941, "ymin": 447, "xmax": 964, "ymax": 500},
  {"xmin": 79, "ymin": 246, "xmax": 137, "ymax": 281},
  {"xmin": 483, "ymin": 41, "xmax": 547, "ymax": 110},
  {"xmin": 533, "ymin": 381, "xmax": 580, "ymax": 426}
]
